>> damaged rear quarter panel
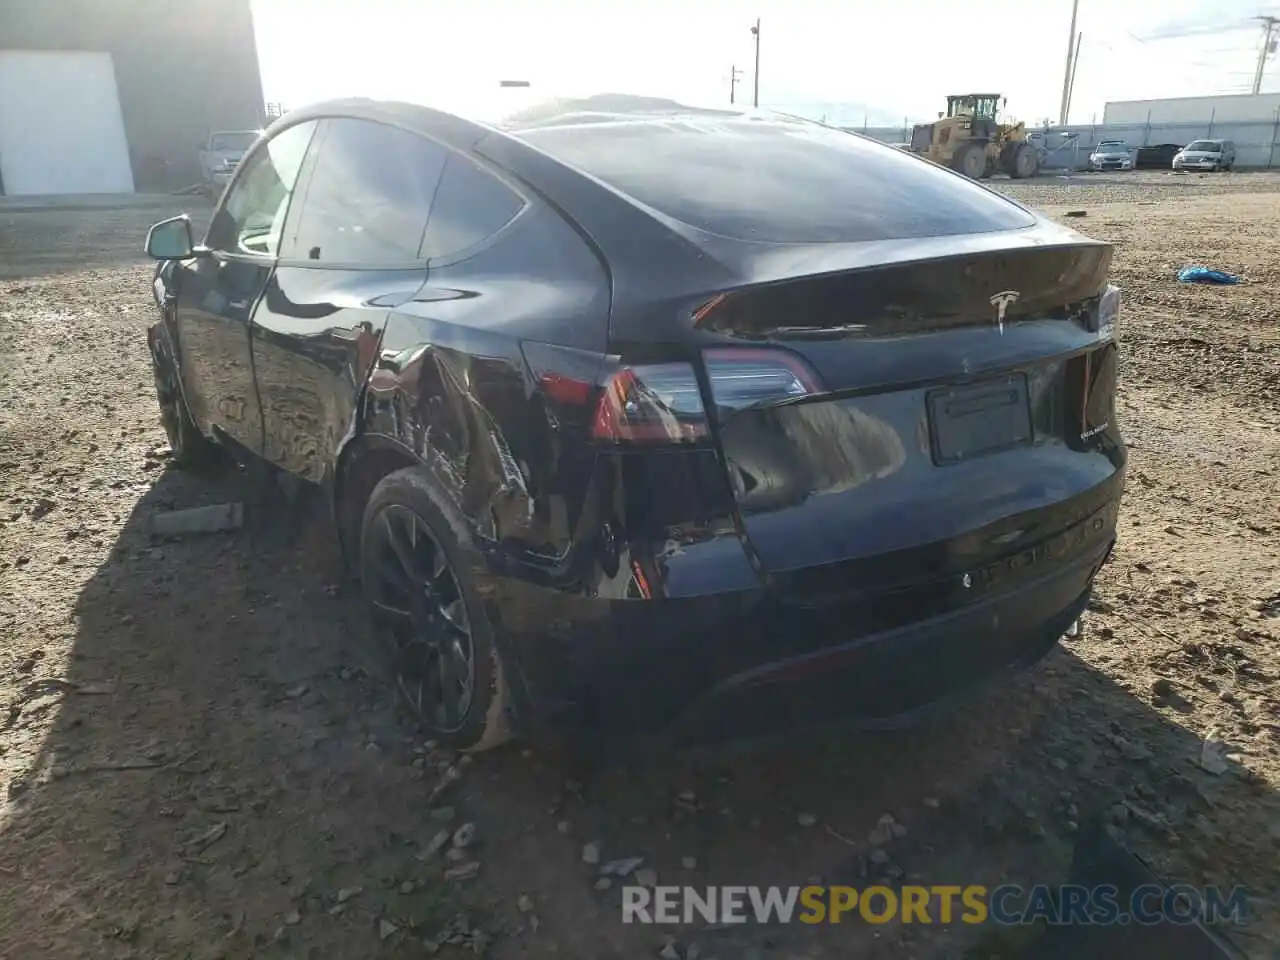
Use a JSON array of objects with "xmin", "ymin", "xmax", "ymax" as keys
[{"xmin": 359, "ymin": 199, "xmax": 612, "ymax": 561}]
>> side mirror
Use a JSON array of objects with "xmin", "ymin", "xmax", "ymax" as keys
[{"xmin": 145, "ymin": 215, "xmax": 196, "ymax": 260}]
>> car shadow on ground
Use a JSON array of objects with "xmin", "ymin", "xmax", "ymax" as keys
[{"xmin": 0, "ymin": 461, "xmax": 1274, "ymax": 959}]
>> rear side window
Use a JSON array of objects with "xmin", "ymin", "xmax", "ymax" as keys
[
  {"xmin": 419, "ymin": 154, "xmax": 525, "ymax": 261},
  {"xmin": 516, "ymin": 116, "xmax": 1036, "ymax": 243},
  {"xmin": 286, "ymin": 118, "xmax": 447, "ymax": 264}
]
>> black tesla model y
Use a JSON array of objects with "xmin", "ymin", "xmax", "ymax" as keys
[{"xmin": 145, "ymin": 94, "xmax": 1126, "ymax": 754}]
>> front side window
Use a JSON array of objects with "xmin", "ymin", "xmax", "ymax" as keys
[
  {"xmin": 206, "ymin": 121, "xmax": 317, "ymax": 256},
  {"xmin": 285, "ymin": 118, "xmax": 448, "ymax": 264}
]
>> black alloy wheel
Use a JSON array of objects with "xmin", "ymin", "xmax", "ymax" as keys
[
  {"xmin": 359, "ymin": 468, "xmax": 510, "ymax": 750},
  {"xmin": 365, "ymin": 503, "xmax": 476, "ymax": 731}
]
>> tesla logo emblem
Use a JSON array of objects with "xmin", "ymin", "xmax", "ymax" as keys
[{"xmin": 989, "ymin": 290, "xmax": 1021, "ymax": 335}]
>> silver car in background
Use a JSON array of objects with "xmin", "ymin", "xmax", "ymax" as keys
[
  {"xmin": 1088, "ymin": 141, "xmax": 1133, "ymax": 171},
  {"xmin": 1173, "ymin": 139, "xmax": 1236, "ymax": 172}
]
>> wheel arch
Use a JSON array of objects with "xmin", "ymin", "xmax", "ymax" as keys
[
  {"xmin": 147, "ymin": 259, "xmax": 207, "ymax": 421},
  {"xmin": 147, "ymin": 314, "xmax": 199, "ymax": 418},
  {"xmin": 333, "ymin": 433, "xmax": 423, "ymax": 574}
]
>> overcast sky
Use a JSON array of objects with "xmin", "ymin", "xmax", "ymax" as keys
[{"xmin": 251, "ymin": 0, "xmax": 1280, "ymax": 127}]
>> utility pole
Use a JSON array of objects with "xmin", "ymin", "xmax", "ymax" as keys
[
  {"xmin": 750, "ymin": 18, "xmax": 761, "ymax": 108},
  {"xmin": 1065, "ymin": 32, "xmax": 1082, "ymax": 124},
  {"xmin": 1059, "ymin": 0, "xmax": 1080, "ymax": 124},
  {"xmin": 1253, "ymin": 16, "xmax": 1279, "ymax": 96},
  {"xmin": 729, "ymin": 65, "xmax": 743, "ymax": 104}
]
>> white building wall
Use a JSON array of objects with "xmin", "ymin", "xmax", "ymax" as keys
[
  {"xmin": 1104, "ymin": 94, "xmax": 1280, "ymax": 126},
  {"xmin": 0, "ymin": 50, "xmax": 134, "ymax": 195}
]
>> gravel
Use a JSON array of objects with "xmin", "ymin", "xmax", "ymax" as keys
[{"xmin": 2, "ymin": 179, "xmax": 1279, "ymax": 957}]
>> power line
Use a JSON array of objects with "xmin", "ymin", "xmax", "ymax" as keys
[
  {"xmin": 1080, "ymin": 33, "xmax": 1273, "ymax": 100},
  {"xmin": 1196, "ymin": 44, "xmax": 1271, "ymax": 54},
  {"xmin": 1136, "ymin": 16, "xmax": 1270, "ymax": 43},
  {"xmin": 1111, "ymin": 29, "xmax": 1265, "ymax": 75}
]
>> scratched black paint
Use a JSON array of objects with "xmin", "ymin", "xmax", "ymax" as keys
[{"xmin": 147, "ymin": 96, "xmax": 1126, "ymax": 751}]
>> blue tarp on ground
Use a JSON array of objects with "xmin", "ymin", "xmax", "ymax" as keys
[{"xmin": 1177, "ymin": 266, "xmax": 1242, "ymax": 285}]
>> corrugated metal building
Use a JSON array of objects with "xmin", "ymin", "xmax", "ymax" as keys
[
  {"xmin": 0, "ymin": 0, "xmax": 265, "ymax": 195},
  {"xmin": 1103, "ymin": 93, "xmax": 1280, "ymax": 126}
]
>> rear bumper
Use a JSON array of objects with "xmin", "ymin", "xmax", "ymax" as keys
[
  {"xmin": 491, "ymin": 532, "xmax": 1112, "ymax": 754},
  {"xmin": 661, "ymin": 539, "xmax": 1106, "ymax": 749}
]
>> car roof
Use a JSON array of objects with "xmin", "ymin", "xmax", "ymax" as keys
[
  {"xmin": 496, "ymin": 94, "xmax": 740, "ymax": 127},
  {"xmin": 268, "ymin": 96, "xmax": 1063, "ymax": 269},
  {"xmin": 254, "ymin": 95, "xmax": 1096, "ymax": 338},
  {"xmin": 263, "ymin": 97, "xmax": 493, "ymax": 150},
  {"xmin": 493, "ymin": 95, "xmax": 1036, "ymax": 240},
  {"xmin": 264, "ymin": 93, "xmax": 1035, "ymax": 245}
]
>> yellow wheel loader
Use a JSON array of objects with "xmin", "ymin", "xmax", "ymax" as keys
[{"xmin": 908, "ymin": 94, "xmax": 1039, "ymax": 180}]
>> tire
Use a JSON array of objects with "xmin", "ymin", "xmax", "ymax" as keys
[
  {"xmin": 999, "ymin": 142, "xmax": 1016, "ymax": 176},
  {"xmin": 1010, "ymin": 142, "xmax": 1039, "ymax": 179},
  {"xmin": 951, "ymin": 142, "xmax": 987, "ymax": 179},
  {"xmin": 359, "ymin": 466, "xmax": 511, "ymax": 752},
  {"xmin": 149, "ymin": 334, "xmax": 221, "ymax": 469}
]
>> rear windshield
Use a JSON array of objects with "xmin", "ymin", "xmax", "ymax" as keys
[
  {"xmin": 512, "ymin": 113, "xmax": 1036, "ymax": 243},
  {"xmin": 1185, "ymin": 140, "xmax": 1221, "ymax": 151}
]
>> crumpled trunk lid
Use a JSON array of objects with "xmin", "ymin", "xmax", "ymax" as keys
[{"xmin": 698, "ymin": 240, "xmax": 1124, "ymax": 617}]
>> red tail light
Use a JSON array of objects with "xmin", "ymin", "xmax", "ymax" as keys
[
  {"xmin": 588, "ymin": 349, "xmax": 821, "ymax": 443},
  {"xmin": 536, "ymin": 371, "xmax": 594, "ymax": 406},
  {"xmin": 591, "ymin": 363, "xmax": 709, "ymax": 442}
]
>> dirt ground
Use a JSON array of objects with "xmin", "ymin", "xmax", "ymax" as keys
[{"xmin": 2, "ymin": 170, "xmax": 1279, "ymax": 959}]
